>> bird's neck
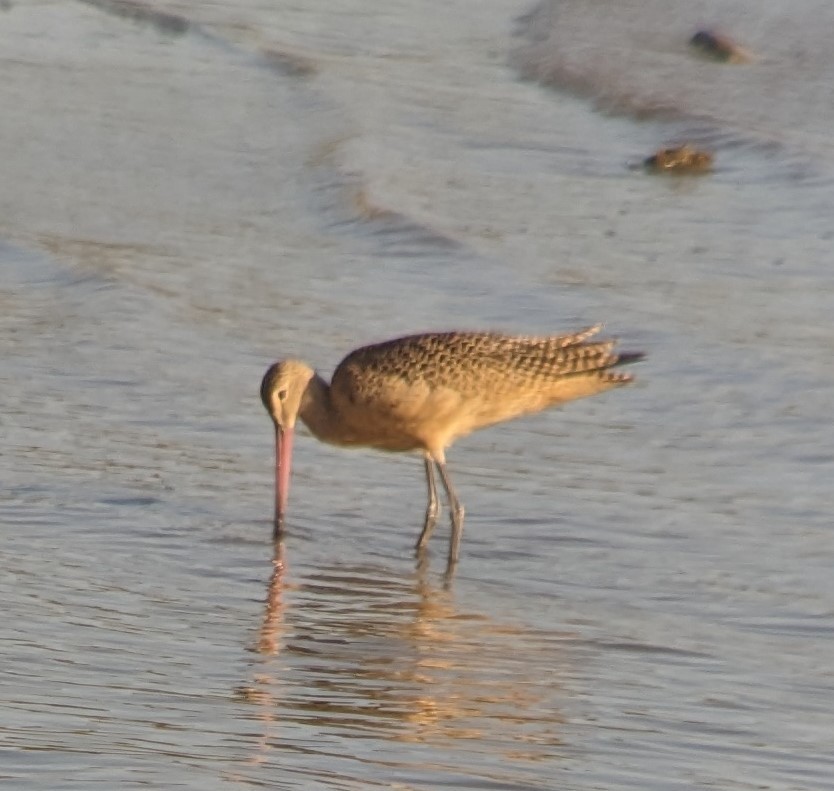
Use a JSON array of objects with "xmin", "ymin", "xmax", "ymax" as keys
[{"xmin": 298, "ymin": 373, "xmax": 346, "ymax": 445}]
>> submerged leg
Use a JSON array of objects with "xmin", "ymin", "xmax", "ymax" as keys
[
  {"xmin": 415, "ymin": 454, "xmax": 439, "ymax": 551},
  {"xmin": 435, "ymin": 459, "xmax": 465, "ymax": 571},
  {"xmin": 273, "ymin": 515, "xmax": 285, "ymax": 542}
]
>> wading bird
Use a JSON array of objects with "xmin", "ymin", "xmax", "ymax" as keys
[{"xmin": 261, "ymin": 325, "xmax": 643, "ymax": 572}]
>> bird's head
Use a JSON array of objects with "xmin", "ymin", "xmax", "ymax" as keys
[
  {"xmin": 260, "ymin": 359, "xmax": 315, "ymax": 538},
  {"xmin": 260, "ymin": 359, "xmax": 315, "ymax": 431}
]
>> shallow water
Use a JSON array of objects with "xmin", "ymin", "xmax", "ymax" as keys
[{"xmin": 2, "ymin": 1, "xmax": 833, "ymax": 789}]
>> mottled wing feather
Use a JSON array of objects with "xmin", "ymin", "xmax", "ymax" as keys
[
  {"xmin": 328, "ymin": 328, "xmax": 639, "ymax": 451},
  {"xmin": 333, "ymin": 327, "xmax": 620, "ymax": 390}
]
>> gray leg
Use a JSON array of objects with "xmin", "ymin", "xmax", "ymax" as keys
[
  {"xmin": 415, "ymin": 455, "xmax": 439, "ymax": 551},
  {"xmin": 436, "ymin": 460, "xmax": 465, "ymax": 571}
]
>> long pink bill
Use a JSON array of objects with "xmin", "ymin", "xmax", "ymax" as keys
[{"xmin": 274, "ymin": 425, "xmax": 294, "ymax": 539}]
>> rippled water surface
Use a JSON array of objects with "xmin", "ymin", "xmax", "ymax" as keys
[{"xmin": 3, "ymin": 1, "xmax": 834, "ymax": 789}]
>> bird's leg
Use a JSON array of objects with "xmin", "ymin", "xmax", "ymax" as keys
[
  {"xmin": 415, "ymin": 454, "xmax": 439, "ymax": 552},
  {"xmin": 435, "ymin": 459, "xmax": 465, "ymax": 571}
]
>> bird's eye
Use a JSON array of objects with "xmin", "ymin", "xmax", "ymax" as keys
[{"xmin": 277, "ymin": 388, "xmax": 288, "ymax": 401}]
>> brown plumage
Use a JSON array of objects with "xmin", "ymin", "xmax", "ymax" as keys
[{"xmin": 260, "ymin": 325, "xmax": 644, "ymax": 573}]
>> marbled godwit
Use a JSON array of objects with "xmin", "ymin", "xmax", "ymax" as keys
[{"xmin": 260, "ymin": 325, "xmax": 643, "ymax": 571}]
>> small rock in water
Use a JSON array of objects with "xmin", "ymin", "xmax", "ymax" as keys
[
  {"xmin": 643, "ymin": 145, "xmax": 714, "ymax": 174},
  {"xmin": 690, "ymin": 30, "xmax": 753, "ymax": 63}
]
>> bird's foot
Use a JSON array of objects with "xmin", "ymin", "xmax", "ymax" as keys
[
  {"xmin": 443, "ymin": 555, "xmax": 458, "ymax": 587},
  {"xmin": 447, "ymin": 504, "xmax": 465, "ymax": 568},
  {"xmin": 415, "ymin": 508, "xmax": 439, "ymax": 552}
]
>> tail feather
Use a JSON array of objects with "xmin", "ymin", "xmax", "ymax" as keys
[
  {"xmin": 613, "ymin": 351, "xmax": 646, "ymax": 368},
  {"xmin": 560, "ymin": 323, "xmax": 603, "ymax": 347}
]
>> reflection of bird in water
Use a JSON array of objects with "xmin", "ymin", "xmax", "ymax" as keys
[
  {"xmin": 232, "ymin": 541, "xmax": 287, "ymax": 775},
  {"xmin": 261, "ymin": 326, "xmax": 643, "ymax": 572},
  {"xmin": 258, "ymin": 540, "xmax": 286, "ymax": 655},
  {"xmin": 236, "ymin": 559, "xmax": 572, "ymax": 777}
]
